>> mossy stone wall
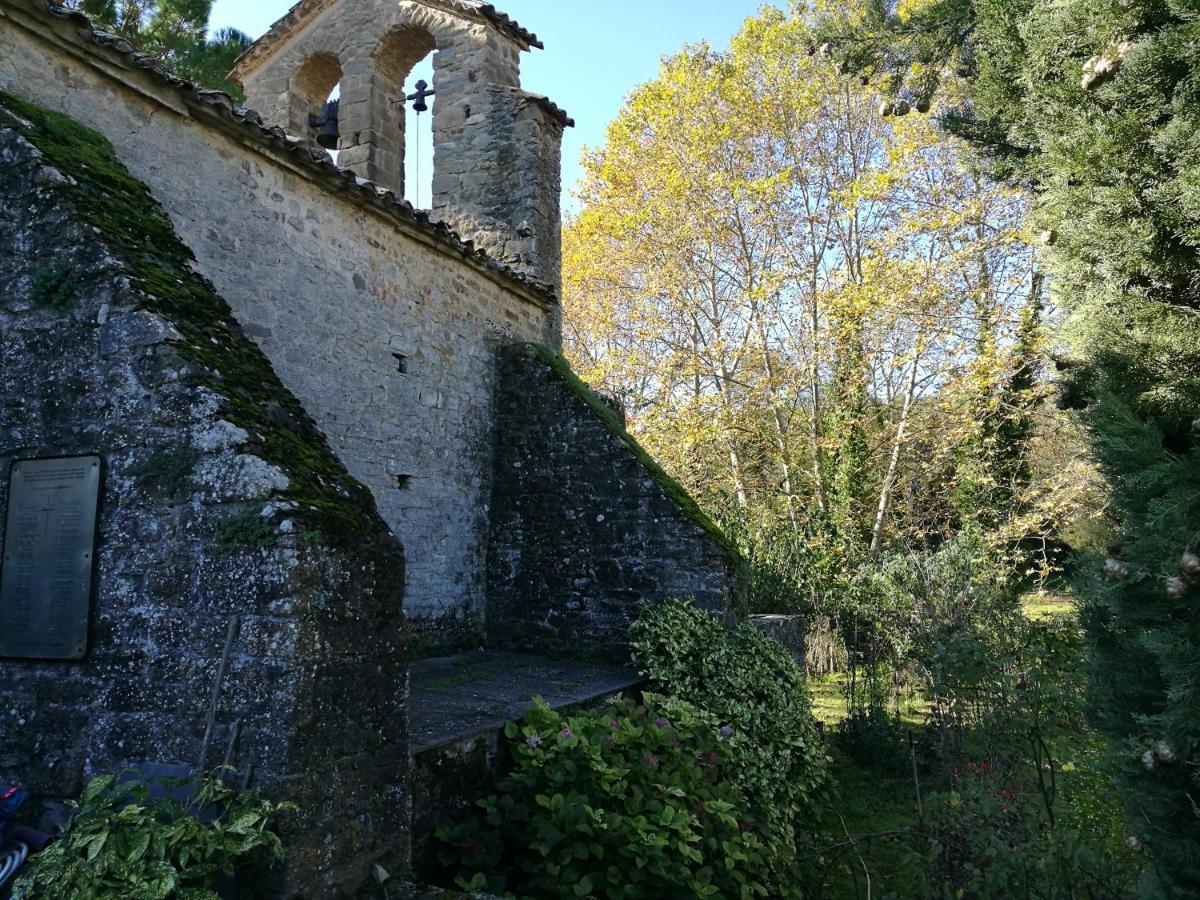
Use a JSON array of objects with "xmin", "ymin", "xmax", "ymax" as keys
[
  {"xmin": 0, "ymin": 100, "xmax": 409, "ymax": 897},
  {"xmin": 486, "ymin": 344, "xmax": 743, "ymax": 657},
  {"xmin": 0, "ymin": 3, "xmax": 558, "ymax": 651}
]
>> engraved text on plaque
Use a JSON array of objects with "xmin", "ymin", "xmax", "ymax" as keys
[{"xmin": 0, "ymin": 456, "xmax": 103, "ymax": 660}]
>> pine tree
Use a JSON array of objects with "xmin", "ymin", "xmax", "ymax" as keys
[
  {"xmin": 823, "ymin": 319, "xmax": 874, "ymax": 554},
  {"xmin": 65, "ymin": 0, "xmax": 250, "ymax": 98},
  {"xmin": 952, "ymin": 279, "xmax": 1006, "ymax": 531},
  {"xmin": 172, "ymin": 26, "xmax": 251, "ymax": 97},
  {"xmin": 821, "ymin": 0, "xmax": 1200, "ymax": 893}
]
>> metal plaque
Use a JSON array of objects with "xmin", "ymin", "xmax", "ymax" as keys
[{"xmin": 0, "ymin": 456, "xmax": 103, "ymax": 660}]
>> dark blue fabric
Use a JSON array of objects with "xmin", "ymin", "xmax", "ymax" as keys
[{"xmin": 0, "ymin": 787, "xmax": 27, "ymax": 819}]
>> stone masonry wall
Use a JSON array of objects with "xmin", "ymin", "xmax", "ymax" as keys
[
  {"xmin": 443, "ymin": 85, "xmax": 568, "ymax": 297},
  {"xmin": 0, "ymin": 97, "xmax": 409, "ymax": 896},
  {"xmin": 0, "ymin": 1, "xmax": 559, "ymax": 648},
  {"xmin": 487, "ymin": 345, "xmax": 744, "ymax": 657}
]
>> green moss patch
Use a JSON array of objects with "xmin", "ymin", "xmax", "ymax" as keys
[
  {"xmin": 30, "ymin": 261, "xmax": 79, "ymax": 310},
  {"xmin": 211, "ymin": 507, "xmax": 279, "ymax": 553},
  {"xmin": 523, "ymin": 343, "xmax": 738, "ymax": 560},
  {"xmin": 0, "ymin": 91, "xmax": 387, "ymax": 543},
  {"xmin": 126, "ymin": 447, "xmax": 199, "ymax": 500}
]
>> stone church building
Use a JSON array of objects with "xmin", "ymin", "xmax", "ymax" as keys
[{"xmin": 0, "ymin": 0, "xmax": 741, "ymax": 894}]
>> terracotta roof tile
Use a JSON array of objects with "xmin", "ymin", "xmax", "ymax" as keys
[{"xmin": 231, "ymin": 0, "xmax": 543, "ymax": 81}]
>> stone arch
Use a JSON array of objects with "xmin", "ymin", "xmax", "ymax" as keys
[
  {"xmin": 362, "ymin": 24, "xmax": 439, "ymax": 201},
  {"xmin": 287, "ymin": 51, "xmax": 343, "ymax": 143}
]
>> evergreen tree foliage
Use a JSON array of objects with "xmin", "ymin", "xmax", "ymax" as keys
[
  {"xmin": 822, "ymin": 1, "xmax": 1200, "ymax": 893},
  {"xmin": 64, "ymin": 0, "xmax": 250, "ymax": 98},
  {"xmin": 954, "ymin": 275, "xmax": 1044, "ymax": 537},
  {"xmin": 823, "ymin": 319, "xmax": 874, "ymax": 552}
]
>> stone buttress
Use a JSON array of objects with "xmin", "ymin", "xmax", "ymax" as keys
[{"xmin": 0, "ymin": 92, "xmax": 409, "ymax": 897}]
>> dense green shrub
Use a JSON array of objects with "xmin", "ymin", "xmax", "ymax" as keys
[
  {"xmin": 812, "ymin": 535, "xmax": 1138, "ymax": 896},
  {"xmin": 821, "ymin": 1, "xmax": 1200, "ymax": 890},
  {"xmin": 15, "ymin": 773, "xmax": 291, "ymax": 899},
  {"xmin": 630, "ymin": 599, "xmax": 830, "ymax": 887},
  {"xmin": 923, "ymin": 754, "xmax": 1138, "ymax": 899},
  {"xmin": 846, "ymin": 537, "xmax": 1038, "ymax": 747},
  {"xmin": 721, "ymin": 513, "xmax": 846, "ymax": 616},
  {"xmin": 437, "ymin": 695, "xmax": 774, "ymax": 898}
]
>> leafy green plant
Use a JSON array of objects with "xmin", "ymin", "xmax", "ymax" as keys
[
  {"xmin": 631, "ymin": 599, "xmax": 830, "ymax": 889},
  {"xmin": 923, "ymin": 756, "xmax": 1138, "ymax": 900},
  {"xmin": 437, "ymin": 694, "xmax": 772, "ymax": 898},
  {"xmin": 15, "ymin": 773, "xmax": 292, "ymax": 899},
  {"xmin": 837, "ymin": 687, "xmax": 909, "ymax": 776}
]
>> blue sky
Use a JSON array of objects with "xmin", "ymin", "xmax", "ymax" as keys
[{"xmin": 210, "ymin": 1, "xmax": 784, "ymax": 208}]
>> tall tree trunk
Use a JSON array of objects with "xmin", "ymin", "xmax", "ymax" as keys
[
  {"xmin": 806, "ymin": 293, "xmax": 829, "ymax": 515},
  {"xmin": 869, "ymin": 343, "xmax": 924, "ymax": 557},
  {"xmin": 728, "ymin": 445, "xmax": 750, "ymax": 509},
  {"xmin": 716, "ymin": 364, "xmax": 750, "ymax": 509}
]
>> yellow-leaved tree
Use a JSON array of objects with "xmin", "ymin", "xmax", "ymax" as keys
[{"xmin": 564, "ymin": 3, "xmax": 1094, "ymax": 604}]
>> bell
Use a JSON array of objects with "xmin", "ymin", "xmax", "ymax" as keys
[
  {"xmin": 309, "ymin": 98, "xmax": 340, "ymax": 151},
  {"xmin": 408, "ymin": 80, "xmax": 435, "ymax": 114}
]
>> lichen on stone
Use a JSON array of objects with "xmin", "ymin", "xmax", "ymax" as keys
[{"xmin": 0, "ymin": 90, "xmax": 389, "ymax": 543}]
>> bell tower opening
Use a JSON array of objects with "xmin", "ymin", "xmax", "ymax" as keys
[
  {"xmin": 373, "ymin": 26, "xmax": 437, "ymax": 208},
  {"xmin": 290, "ymin": 52, "xmax": 342, "ymax": 160},
  {"xmin": 233, "ymin": 0, "xmax": 571, "ymax": 287},
  {"xmin": 403, "ymin": 55, "xmax": 435, "ymax": 209}
]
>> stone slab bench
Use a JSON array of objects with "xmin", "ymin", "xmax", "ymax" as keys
[{"xmin": 409, "ymin": 651, "xmax": 644, "ymax": 873}]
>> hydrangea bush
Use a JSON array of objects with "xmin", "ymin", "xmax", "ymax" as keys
[
  {"xmin": 14, "ymin": 773, "xmax": 290, "ymax": 899},
  {"xmin": 437, "ymin": 694, "xmax": 774, "ymax": 898},
  {"xmin": 630, "ymin": 599, "xmax": 830, "ymax": 889},
  {"xmin": 438, "ymin": 600, "xmax": 830, "ymax": 897}
]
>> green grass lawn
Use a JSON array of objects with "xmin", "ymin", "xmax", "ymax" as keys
[
  {"xmin": 810, "ymin": 675, "xmax": 851, "ymax": 725},
  {"xmin": 809, "ymin": 674, "xmax": 929, "ymax": 728},
  {"xmin": 814, "ymin": 749, "xmax": 935, "ymax": 899},
  {"xmin": 1022, "ymin": 591, "xmax": 1077, "ymax": 620}
]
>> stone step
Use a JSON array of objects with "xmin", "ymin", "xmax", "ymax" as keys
[{"xmin": 409, "ymin": 650, "xmax": 643, "ymax": 873}]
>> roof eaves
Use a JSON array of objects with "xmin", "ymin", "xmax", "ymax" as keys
[{"xmin": 230, "ymin": 0, "xmax": 542, "ymax": 83}]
